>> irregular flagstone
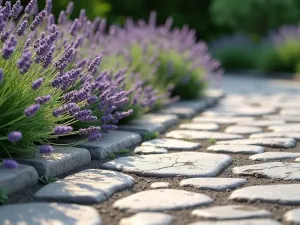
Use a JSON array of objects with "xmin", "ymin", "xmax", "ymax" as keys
[
  {"xmin": 180, "ymin": 178, "xmax": 247, "ymax": 191},
  {"xmin": 113, "ymin": 189, "xmax": 213, "ymax": 212},
  {"xmin": 0, "ymin": 164, "xmax": 38, "ymax": 195},
  {"xmin": 207, "ymin": 145, "xmax": 264, "ymax": 155},
  {"xmin": 101, "ymin": 152, "xmax": 232, "ymax": 177},
  {"xmin": 17, "ymin": 147, "xmax": 91, "ymax": 177},
  {"xmin": 237, "ymin": 119, "xmax": 285, "ymax": 127},
  {"xmin": 188, "ymin": 219, "xmax": 281, "ymax": 225},
  {"xmin": 225, "ymin": 125, "xmax": 263, "ymax": 134},
  {"xmin": 119, "ymin": 212, "xmax": 173, "ymax": 225},
  {"xmin": 232, "ymin": 162, "xmax": 300, "ymax": 180},
  {"xmin": 134, "ymin": 146, "xmax": 168, "ymax": 155},
  {"xmin": 216, "ymin": 138, "xmax": 296, "ymax": 149},
  {"xmin": 193, "ymin": 116, "xmax": 255, "ymax": 124},
  {"xmin": 268, "ymin": 124, "xmax": 300, "ymax": 132},
  {"xmin": 295, "ymin": 157, "xmax": 300, "ymax": 162},
  {"xmin": 141, "ymin": 138, "xmax": 201, "ymax": 150},
  {"xmin": 34, "ymin": 169, "xmax": 134, "ymax": 204},
  {"xmin": 283, "ymin": 208, "xmax": 300, "ymax": 224},
  {"xmin": 229, "ymin": 184, "xmax": 300, "ymax": 204},
  {"xmin": 217, "ymin": 106, "xmax": 276, "ymax": 116},
  {"xmin": 280, "ymin": 109, "xmax": 300, "ymax": 116},
  {"xmin": 201, "ymin": 111, "xmax": 238, "ymax": 117},
  {"xmin": 250, "ymin": 152, "xmax": 300, "ymax": 161},
  {"xmin": 165, "ymin": 130, "xmax": 243, "ymax": 140},
  {"xmin": 191, "ymin": 205, "xmax": 271, "ymax": 220},
  {"xmin": 156, "ymin": 106, "xmax": 197, "ymax": 118},
  {"xmin": 130, "ymin": 113, "xmax": 179, "ymax": 129},
  {"xmin": 264, "ymin": 115, "xmax": 300, "ymax": 122},
  {"xmin": 179, "ymin": 122, "xmax": 220, "ymax": 131},
  {"xmin": 150, "ymin": 182, "xmax": 170, "ymax": 189},
  {"xmin": 250, "ymin": 132, "xmax": 300, "ymax": 141},
  {"xmin": 0, "ymin": 203, "xmax": 102, "ymax": 225}
]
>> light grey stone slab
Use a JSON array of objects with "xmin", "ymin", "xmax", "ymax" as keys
[
  {"xmin": 264, "ymin": 115, "xmax": 300, "ymax": 122},
  {"xmin": 134, "ymin": 146, "xmax": 168, "ymax": 154},
  {"xmin": 237, "ymin": 120, "xmax": 285, "ymax": 127},
  {"xmin": 180, "ymin": 178, "xmax": 247, "ymax": 191},
  {"xmin": 130, "ymin": 113, "xmax": 179, "ymax": 129},
  {"xmin": 119, "ymin": 212, "xmax": 173, "ymax": 225},
  {"xmin": 101, "ymin": 152, "xmax": 232, "ymax": 178},
  {"xmin": 207, "ymin": 145, "xmax": 264, "ymax": 155},
  {"xmin": 34, "ymin": 169, "xmax": 134, "ymax": 204},
  {"xmin": 250, "ymin": 132, "xmax": 300, "ymax": 141},
  {"xmin": 165, "ymin": 130, "xmax": 243, "ymax": 140},
  {"xmin": 233, "ymin": 162, "xmax": 300, "ymax": 180},
  {"xmin": 250, "ymin": 152, "xmax": 300, "ymax": 161},
  {"xmin": 204, "ymin": 89, "xmax": 226, "ymax": 100},
  {"xmin": 0, "ymin": 164, "xmax": 38, "ymax": 195},
  {"xmin": 156, "ymin": 105, "xmax": 197, "ymax": 118},
  {"xmin": 280, "ymin": 109, "xmax": 300, "ymax": 116},
  {"xmin": 113, "ymin": 189, "xmax": 213, "ymax": 212},
  {"xmin": 284, "ymin": 208, "xmax": 300, "ymax": 224},
  {"xmin": 191, "ymin": 205, "xmax": 271, "ymax": 220},
  {"xmin": 170, "ymin": 100, "xmax": 209, "ymax": 112},
  {"xmin": 229, "ymin": 184, "xmax": 300, "ymax": 204},
  {"xmin": 0, "ymin": 203, "xmax": 102, "ymax": 225},
  {"xmin": 150, "ymin": 182, "xmax": 170, "ymax": 189},
  {"xmin": 188, "ymin": 219, "xmax": 281, "ymax": 225},
  {"xmin": 142, "ymin": 138, "xmax": 201, "ymax": 150},
  {"xmin": 118, "ymin": 123, "xmax": 165, "ymax": 136},
  {"xmin": 201, "ymin": 111, "xmax": 238, "ymax": 117},
  {"xmin": 268, "ymin": 124, "xmax": 300, "ymax": 132},
  {"xmin": 218, "ymin": 107, "xmax": 276, "ymax": 116},
  {"xmin": 216, "ymin": 138, "xmax": 296, "ymax": 149},
  {"xmin": 225, "ymin": 126, "xmax": 263, "ymax": 134},
  {"xmin": 18, "ymin": 147, "xmax": 91, "ymax": 177},
  {"xmin": 193, "ymin": 116, "xmax": 255, "ymax": 124},
  {"xmin": 77, "ymin": 131, "xmax": 142, "ymax": 159},
  {"xmin": 179, "ymin": 123, "xmax": 220, "ymax": 131}
]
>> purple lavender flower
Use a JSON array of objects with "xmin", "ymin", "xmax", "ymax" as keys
[
  {"xmin": 2, "ymin": 159, "xmax": 19, "ymax": 169},
  {"xmin": 88, "ymin": 133, "xmax": 101, "ymax": 141},
  {"xmin": 0, "ymin": 68, "xmax": 3, "ymax": 83},
  {"xmin": 8, "ymin": 131, "xmax": 22, "ymax": 143},
  {"xmin": 48, "ymin": 14, "xmax": 55, "ymax": 29},
  {"xmin": 25, "ymin": 0, "xmax": 37, "ymax": 14},
  {"xmin": 30, "ymin": 10, "xmax": 47, "ymax": 31},
  {"xmin": 87, "ymin": 55, "xmax": 102, "ymax": 72},
  {"xmin": 2, "ymin": 34, "xmax": 17, "ymax": 59},
  {"xmin": 24, "ymin": 38, "xmax": 31, "ymax": 51},
  {"xmin": 24, "ymin": 104, "xmax": 40, "ymax": 117},
  {"xmin": 17, "ymin": 50, "xmax": 32, "ymax": 74},
  {"xmin": 66, "ymin": 1, "xmax": 74, "ymax": 15},
  {"xmin": 54, "ymin": 47, "xmax": 75, "ymax": 71},
  {"xmin": 70, "ymin": 19, "xmax": 78, "ymax": 36},
  {"xmin": 32, "ymin": 77, "xmax": 44, "ymax": 90},
  {"xmin": 42, "ymin": 45, "xmax": 55, "ymax": 68},
  {"xmin": 54, "ymin": 125, "xmax": 73, "ymax": 135},
  {"xmin": 58, "ymin": 11, "xmax": 66, "ymax": 25},
  {"xmin": 45, "ymin": 0, "xmax": 52, "ymax": 14},
  {"xmin": 16, "ymin": 20, "xmax": 28, "ymax": 36},
  {"xmin": 1, "ymin": 29, "xmax": 11, "ymax": 43},
  {"xmin": 39, "ymin": 145, "xmax": 54, "ymax": 154},
  {"xmin": 2, "ymin": 1, "xmax": 11, "ymax": 21},
  {"xmin": 79, "ymin": 126, "xmax": 101, "ymax": 135},
  {"xmin": 114, "ymin": 109, "xmax": 133, "ymax": 120},
  {"xmin": 0, "ymin": 13, "xmax": 5, "ymax": 33},
  {"xmin": 35, "ymin": 95, "xmax": 51, "ymax": 105},
  {"xmin": 101, "ymin": 124, "xmax": 117, "ymax": 133},
  {"xmin": 10, "ymin": 0, "xmax": 22, "ymax": 19}
]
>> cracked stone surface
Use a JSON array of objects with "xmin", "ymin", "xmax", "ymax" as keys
[
  {"xmin": 207, "ymin": 145, "xmax": 264, "ymax": 155},
  {"xmin": 229, "ymin": 184, "xmax": 300, "ymax": 204},
  {"xmin": 225, "ymin": 125, "xmax": 262, "ymax": 134},
  {"xmin": 101, "ymin": 152, "xmax": 232, "ymax": 177},
  {"xmin": 165, "ymin": 130, "xmax": 243, "ymax": 140},
  {"xmin": 233, "ymin": 162, "xmax": 300, "ymax": 180},
  {"xmin": 34, "ymin": 169, "xmax": 134, "ymax": 204},
  {"xmin": 237, "ymin": 120, "xmax": 285, "ymax": 127},
  {"xmin": 119, "ymin": 212, "xmax": 173, "ymax": 225},
  {"xmin": 188, "ymin": 219, "xmax": 281, "ymax": 225},
  {"xmin": 192, "ymin": 116, "xmax": 254, "ymax": 124},
  {"xmin": 250, "ymin": 152, "xmax": 300, "ymax": 161},
  {"xmin": 0, "ymin": 203, "xmax": 102, "ymax": 225},
  {"xmin": 268, "ymin": 124, "xmax": 300, "ymax": 132},
  {"xmin": 141, "ymin": 138, "xmax": 201, "ymax": 151},
  {"xmin": 283, "ymin": 208, "xmax": 300, "ymax": 224},
  {"xmin": 179, "ymin": 122, "xmax": 220, "ymax": 131},
  {"xmin": 250, "ymin": 132, "xmax": 300, "ymax": 141},
  {"xmin": 216, "ymin": 138, "xmax": 296, "ymax": 148},
  {"xmin": 113, "ymin": 189, "xmax": 213, "ymax": 212},
  {"xmin": 133, "ymin": 146, "xmax": 168, "ymax": 155},
  {"xmin": 180, "ymin": 178, "xmax": 247, "ymax": 191},
  {"xmin": 191, "ymin": 205, "xmax": 271, "ymax": 220},
  {"xmin": 150, "ymin": 182, "xmax": 170, "ymax": 189}
]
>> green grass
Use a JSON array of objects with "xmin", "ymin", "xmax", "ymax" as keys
[
  {"xmin": 142, "ymin": 132, "xmax": 159, "ymax": 141},
  {"xmin": 39, "ymin": 176, "xmax": 58, "ymax": 185},
  {"xmin": 209, "ymin": 138, "xmax": 217, "ymax": 144},
  {"xmin": 0, "ymin": 189, "xmax": 8, "ymax": 204}
]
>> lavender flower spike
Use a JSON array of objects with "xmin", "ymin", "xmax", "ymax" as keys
[
  {"xmin": 2, "ymin": 35, "xmax": 17, "ymax": 59},
  {"xmin": 39, "ymin": 145, "xmax": 54, "ymax": 154},
  {"xmin": 24, "ymin": 103, "xmax": 40, "ymax": 117},
  {"xmin": 16, "ymin": 20, "xmax": 28, "ymax": 36},
  {"xmin": 17, "ymin": 50, "xmax": 32, "ymax": 74},
  {"xmin": 54, "ymin": 125, "xmax": 73, "ymax": 135},
  {"xmin": 8, "ymin": 131, "xmax": 22, "ymax": 143},
  {"xmin": 32, "ymin": 78, "xmax": 44, "ymax": 90},
  {"xmin": 3, "ymin": 159, "xmax": 19, "ymax": 169},
  {"xmin": 25, "ymin": 0, "xmax": 37, "ymax": 14},
  {"xmin": 87, "ymin": 55, "xmax": 102, "ymax": 72},
  {"xmin": 10, "ymin": 0, "xmax": 22, "ymax": 19},
  {"xmin": 66, "ymin": 1, "xmax": 74, "ymax": 15},
  {"xmin": 45, "ymin": 0, "xmax": 52, "ymax": 14},
  {"xmin": 30, "ymin": 10, "xmax": 47, "ymax": 31},
  {"xmin": 35, "ymin": 95, "xmax": 51, "ymax": 105}
]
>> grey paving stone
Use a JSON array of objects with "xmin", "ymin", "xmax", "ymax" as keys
[
  {"xmin": 156, "ymin": 105, "xmax": 197, "ymax": 118},
  {"xmin": 283, "ymin": 208, "xmax": 300, "ymax": 224},
  {"xmin": 237, "ymin": 120, "xmax": 285, "ymax": 127},
  {"xmin": 191, "ymin": 205, "xmax": 271, "ymax": 220},
  {"xmin": 0, "ymin": 164, "xmax": 38, "ymax": 195},
  {"xmin": 192, "ymin": 116, "xmax": 255, "ymax": 124},
  {"xmin": 188, "ymin": 219, "xmax": 281, "ymax": 225},
  {"xmin": 34, "ymin": 169, "xmax": 134, "ymax": 204},
  {"xmin": 165, "ymin": 130, "xmax": 243, "ymax": 140},
  {"xmin": 233, "ymin": 162, "xmax": 300, "ymax": 180},
  {"xmin": 216, "ymin": 138, "xmax": 296, "ymax": 149},
  {"xmin": 18, "ymin": 146, "xmax": 91, "ymax": 177},
  {"xmin": 250, "ymin": 152, "xmax": 300, "ymax": 161},
  {"xmin": 101, "ymin": 152, "xmax": 232, "ymax": 177},
  {"xmin": 201, "ymin": 111, "xmax": 238, "ymax": 117},
  {"xmin": 207, "ymin": 145, "xmax": 264, "ymax": 155},
  {"xmin": 179, "ymin": 123, "xmax": 220, "ymax": 131},
  {"xmin": 130, "ymin": 113, "xmax": 179, "ymax": 129},
  {"xmin": 204, "ymin": 89, "xmax": 226, "ymax": 100},
  {"xmin": 264, "ymin": 115, "xmax": 300, "ymax": 122},
  {"xmin": 250, "ymin": 132, "xmax": 300, "ymax": 141},
  {"xmin": 170, "ymin": 100, "xmax": 209, "ymax": 112},
  {"xmin": 268, "ymin": 124, "xmax": 300, "ymax": 132},
  {"xmin": 225, "ymin": 126, "xmax": 263, "ymax": 134},
  {"xmin": 217, "ymin": 106, "xmax": 277, "ymax": 116},
  {"xmin": 280, "ymin": 109, "xmax": 300, "ymax": 116},
  {"xmin": 142, "ymin": 138, "xmax": 201, "ymax": 151},
  {"xmin": 150, "ymin": 182, "xmax": 170, "ymax": 189},
  {"xmin": 113, "ymin": 189, "xmax": 213, "ymax": 212},
  {"xmin": 229, "ymin": 184, "xmax": 300, "ymax": 204},
  {"xmin": 77, "ymin": 131, "xmax": 142, "ymax": 159},
  {"xmin": 0, "ymin": 202, "xmax": 102, "ymax": 225},
  {"xmin": 118, "ymin": 123, "xmax": 165, "ymax": 136},
  {"xmin": 180, "ymin": 178, "xmax": 247, "ymax": 191},
  {"xmin": 134, "ymin": 146, "xmax": 168, "ymax": 155},
  {"xmin": 119, "ymin": 212, "xmax": 173, "ymax": 225}
]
